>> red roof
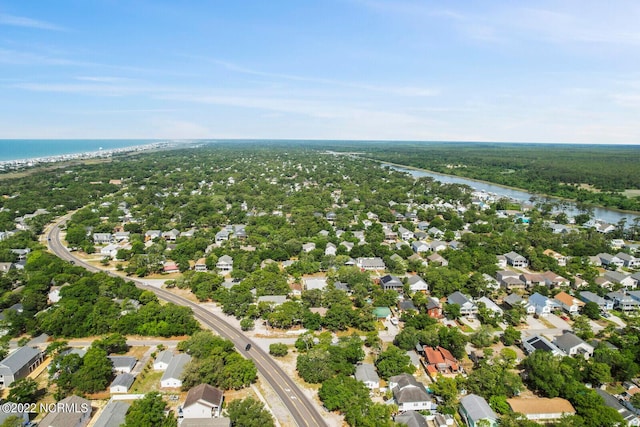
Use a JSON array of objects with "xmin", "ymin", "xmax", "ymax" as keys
[{"xmin": 424, "ymin": 347, "xmax": 445, "ymax": 365}]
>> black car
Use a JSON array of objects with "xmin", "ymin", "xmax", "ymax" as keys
[{"xmin": 245, "ymin": 343, "xmax": 252, "ymax": 351}]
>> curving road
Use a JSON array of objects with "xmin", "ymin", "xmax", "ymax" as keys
[{"xmin": 46, "ymin": 216, "xmax": 328, "ymax": 427}]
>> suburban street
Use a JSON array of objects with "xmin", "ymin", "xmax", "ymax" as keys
[{"xmin": 45, "ymin": 217, "xmax": 328, "ymax": 427}]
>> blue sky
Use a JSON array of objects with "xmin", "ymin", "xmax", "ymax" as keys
[{"xmin": 1, "ymin": 1, "xmax": 639, "ymax": 143}]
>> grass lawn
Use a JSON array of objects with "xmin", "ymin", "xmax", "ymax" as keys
[{"xmin": 131, "ymin": 370, "xmax": 163, "ymax": 393}]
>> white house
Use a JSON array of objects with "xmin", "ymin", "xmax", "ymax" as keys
[
  {"xmin": 389, "ymin": 374, "xmax": 436, "ymax": 412},
  {"xmin": 447, "ymin": 292, "xmax": 477, "ymax": 317},
  {"xmin": 354, "ymin": 363, "xmax": 380, "ymax": 390},
  {"xmin": 504, "ymin": 251, "xmax": 528, "ymax": 268},
  {"xmin": 183, "ymin": 383, "xmax": 224, "ymax": 419},
  {"xmin": 153, "ymin": 350, "xmax": 174, "ymax": 371},
  {"xmin": 161, "ymin": 353, "xmax": 192, "ymax": 388},
  {"xmin": 554, "ymin": 332, "xmax": 594, "ymax": 359},
  {"xmin": 407, "ymin": 275, "xmax": 428, "ymax": 293},
  {"xmin": 529, "ymin": 292, "xmax": 555, "ymax": 316},
  {"xmin": 411, "ymin": 241, "xmax": 429, "ymax": 253},
  {"xmin": 216, "ymin": 255, "xmax": 233, "ymax": 272},
  {"xmin": 110, "ymin": 372, "xmax": 135, "ymax": 394}
]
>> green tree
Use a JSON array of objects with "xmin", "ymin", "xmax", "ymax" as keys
[
  {"xmin": 226, "ymin": 397, "xmax": 275, "ymax": 427},
  {"xmin": 72, "ymin": 346, "xmax": 113, "ymax": 394},
  {"xmin": 0, "ymin": 416, "xmax": 24, "ymax": 427},
  {"xmin": 375, "ymin": 344, "xmax": 415, "ymax": 379},
  {"xmin": 7, "ymin": 378, "xmax": 39, "ymax": 403},
  {"xmin": 582, "ymin": 302, "xmax": 601, "ymax": 320},
  {"xmin": 502, "ymin": 326, "xmax": 521, "ymax": 346},
  {"xmin": 269, "ymin": 343, "xmax": 288, "ymax": 357},
  {"xmin": 124, "ymin": 392, "xmax": 177, "ymax": 427}
]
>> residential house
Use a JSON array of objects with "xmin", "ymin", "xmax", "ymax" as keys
[
  {"xmin": 423, "ymin": 346, "xmax": 461, "ymax": 378},
  {"xmin": 92, "ymin": 400, "xmax": 130, "ymax": 427},
  {"xmin": 426, "ymin": 298, "xmax": 443, "ymax": 319},
  {"xmin": 256, "ymin": 295, "xmax": 287, "ymax": 306},
  {"xmin": 616, "ymin": 252, "xmax": 640, "ymax": 269},
  {"xmin": 503, "ymin": 293, "xmax": 535, "ymax": 314},
  {"xmin": 215, "ymin": 230, "xmax": 229, "ymax": 242},
  {"xmin": 627, "ymin": 290, "xmax": 640, "ymax": 304},
  {"xmin": 417, "ymin": 221, "xmax": 430, "ymax": 231},
  {"xmin": 399, "ymin": 299, "xmax": 417, "ymax": 312},
  {"xmin": 325, "ymin": 243, "xmax": 337, "ymax": 256},
  {"xmin": 0, "ymin": 346, "xmax": 44, "ymax": 387},
  {"xmin": 108, "ymin": 356, "xmax": 137, "ymax": 374},
  {"xmin": 304, "ymin": 277, "xmax": 328, "ymax": 291},
  {"xmin": 553, "ymin": 291, "xmax": 585, "ymax": 314},
  {"xmin": 109, "ymin": 372, "xmax": 135, "ymax": 394},
  {"xmin": 100, "ymin": 243, "xmax": 122, "ymax": 259},
  {"xmin": 543, "ymin": 249, "xmax": 568, "ymax": 266},
  {"xmin": 496, "ymin": 255, "xmax": 507, "ymax": 268},
  {"xmin": 354, "ymin": 363, "xmax": 380, "ymax": 390},
  {"xmin": 428, "ymin": 227, "xmax": 444, "ymax": 238},
  {"xmin": 595, "ymin": 390, "xmax": 640, "ymax": 426},
  {"xmin": 606, "ymin": 291, "xmax": 640, "ymax": 311},
  {"xmin": 373, "ymin": 307, "xmax": 392, "ymax": 320},
  {"xmin": 604, "ymin": 271, "xmax": 635, "ymax": 289},
  {"xmin": 430, "ymin": 241, "xmax": 448, "ymax": 252},
  {"xmin": 398, "ymin": 226, "xmax": 415, "ymax": 241},
  {"xmin": 163, "ymin": 261, "xmax": 179, "ymax": 274},
  {"xmin": 340, "ymin": 241, "xmax": 354, "ymax": 252},
  {"xmin": 356, "ymin": 257, "xmax": 386, "ymax": 271},
  {"xmin": 389, "ymin": 374, "xmax": 436, "ymax": 412},
  {"xmin": 113, "ymin": 231, "xmax": 130, "ymax": 242},
  {"xmin": 144, "ymin": 230, "xmax": 162, "ymax": 241},
  {"xmin": 194, "ymin": 258, "xmax": 207, "ymax": 272},
  {"xmin": 0, "ymin": 263, "xmax": 12, "ymax": 274},
  {"xmin": 216, "ymin": 255, "xmax": 233, "ymax": 273},
  {"xmin": 447, "ymin": 291, "xmax": 477, "ymax": 317},
  {"xmin": 520, "ymin": 273, "xmax": 546, "ymax": 288},
  {"xmin": 528, "ymin": 292, "xmax": 555, "ymax": 316},
  {"xmin": 161, "ymin": 353, "xmax": 192, "ymax": 388},
  {"xmin": 407, "ymin": 275, "xmax": 428, "ymax": 293},
  {"xmin": 477, "ymin": 296, "xmax": 503, "ymax": 315},
  {"xmin": 93, "ymin": 233, "xmax": 113, "ymax": 244},
  {"xmin": 153, "ymin": 350, "xmax": 174, "ymax": 371},
  {"xmin": 504, "ymin": 251, "xmax": 528, "ymax": 268},
  {"xmin": 302, "ymin": 242, "xmax": 316, "ymax": 253},
  {"xmin": 554, "ymin": 332, "xmax": 594, "ymax": 359},
  {"xmin": 426, "ymin": 253, "xmax": 448, "ymax": 267},
  {"xmin": 411, "ymin": 241, "xmax": 429, "ymax": 253},
  {"xmin": 542, "ymin": 271, "xmax": 570, "ymax": 288},
  {"xmin": 598, "ymin": 253, "xmax": 624, "ymax": 269},
  {"xmin": 523, "ymin": 335, "xmax": 564, "ymax": 356},
  {"xmin": 162, "ymin": 229, "xmax": 181, "ymax": 241},
  {"xmin": 579, "ymin": 291, "xmax": 614, "ymax": 311},
  {"xmin": 183, "ymin": 383, "xmax": 224, "ymax": 419},
  {"xmin": 38, "ymin": 395, "xmax": 92, "ymax": 427},
  {"xmin": 507, "ymin": 397, "xmax": 576, "ymax": 423},
  {"xmin": 395, "ymin": 411, "xmax": 428, "ymax": 427},
  {"xmin": 459, "ymin": 394, "xmax": 498, "ymax": 427},
  {"xmin": 380, "ymin": 275, "xmax": 404, "ymax": 291}
]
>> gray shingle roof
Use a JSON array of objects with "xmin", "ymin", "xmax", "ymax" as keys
[
  {"xmin": 92, "ymin": 400, "xmax": 130, "ymax": 427},
  {"xmin": 161, "ymin": 353, "xmax": 191, "ymax": 382},
  {"xmin": 110, "ymin": 372, "xmax": 135, "ymax": 389},
  {"xmin": 0, "ymin": 347, "xmax": 41, "ymax": 375},
  {"xmin": 460, "ymin": 394, "xmax": 497, "ymax": 422}
]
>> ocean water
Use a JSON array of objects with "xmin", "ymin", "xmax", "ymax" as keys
[{"xmin": 0, "ymin": 139, "xmax": 162, "ymax": 161}]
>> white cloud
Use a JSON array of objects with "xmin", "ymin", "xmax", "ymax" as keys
[{"xmin": 0, "ymin": 13, "xmax": 66, "ymax": 31}]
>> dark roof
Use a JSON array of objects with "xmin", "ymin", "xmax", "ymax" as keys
[
  {"xmin": 92, "ymin": 400, "xmax": 130, "ymax": 427},
  {"xmin": 184, "ymin": 383, "xmax": 224, "ymax": 409},
  {"xmin": 395, "ymin": 410, "xmax": 428, "ymax": 427}
]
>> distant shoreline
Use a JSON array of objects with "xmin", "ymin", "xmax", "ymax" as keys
[{"xmin": 0, "ymin": 142, "xmax": 170, "ymax": 172}]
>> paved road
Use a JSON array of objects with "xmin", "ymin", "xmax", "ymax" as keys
[{"xmin": 46, "ymin": 218, "xmax": 327, "ymax": 427}]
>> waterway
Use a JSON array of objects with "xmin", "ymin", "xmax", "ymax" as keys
[{"xmin": 386, "ymin": 164, "xmax": 639, "ymax": 226}]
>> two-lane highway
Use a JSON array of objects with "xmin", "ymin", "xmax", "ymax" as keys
[{"xmin": 46, "ymin": 218, "xmax": 328, "ymax": 427}]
